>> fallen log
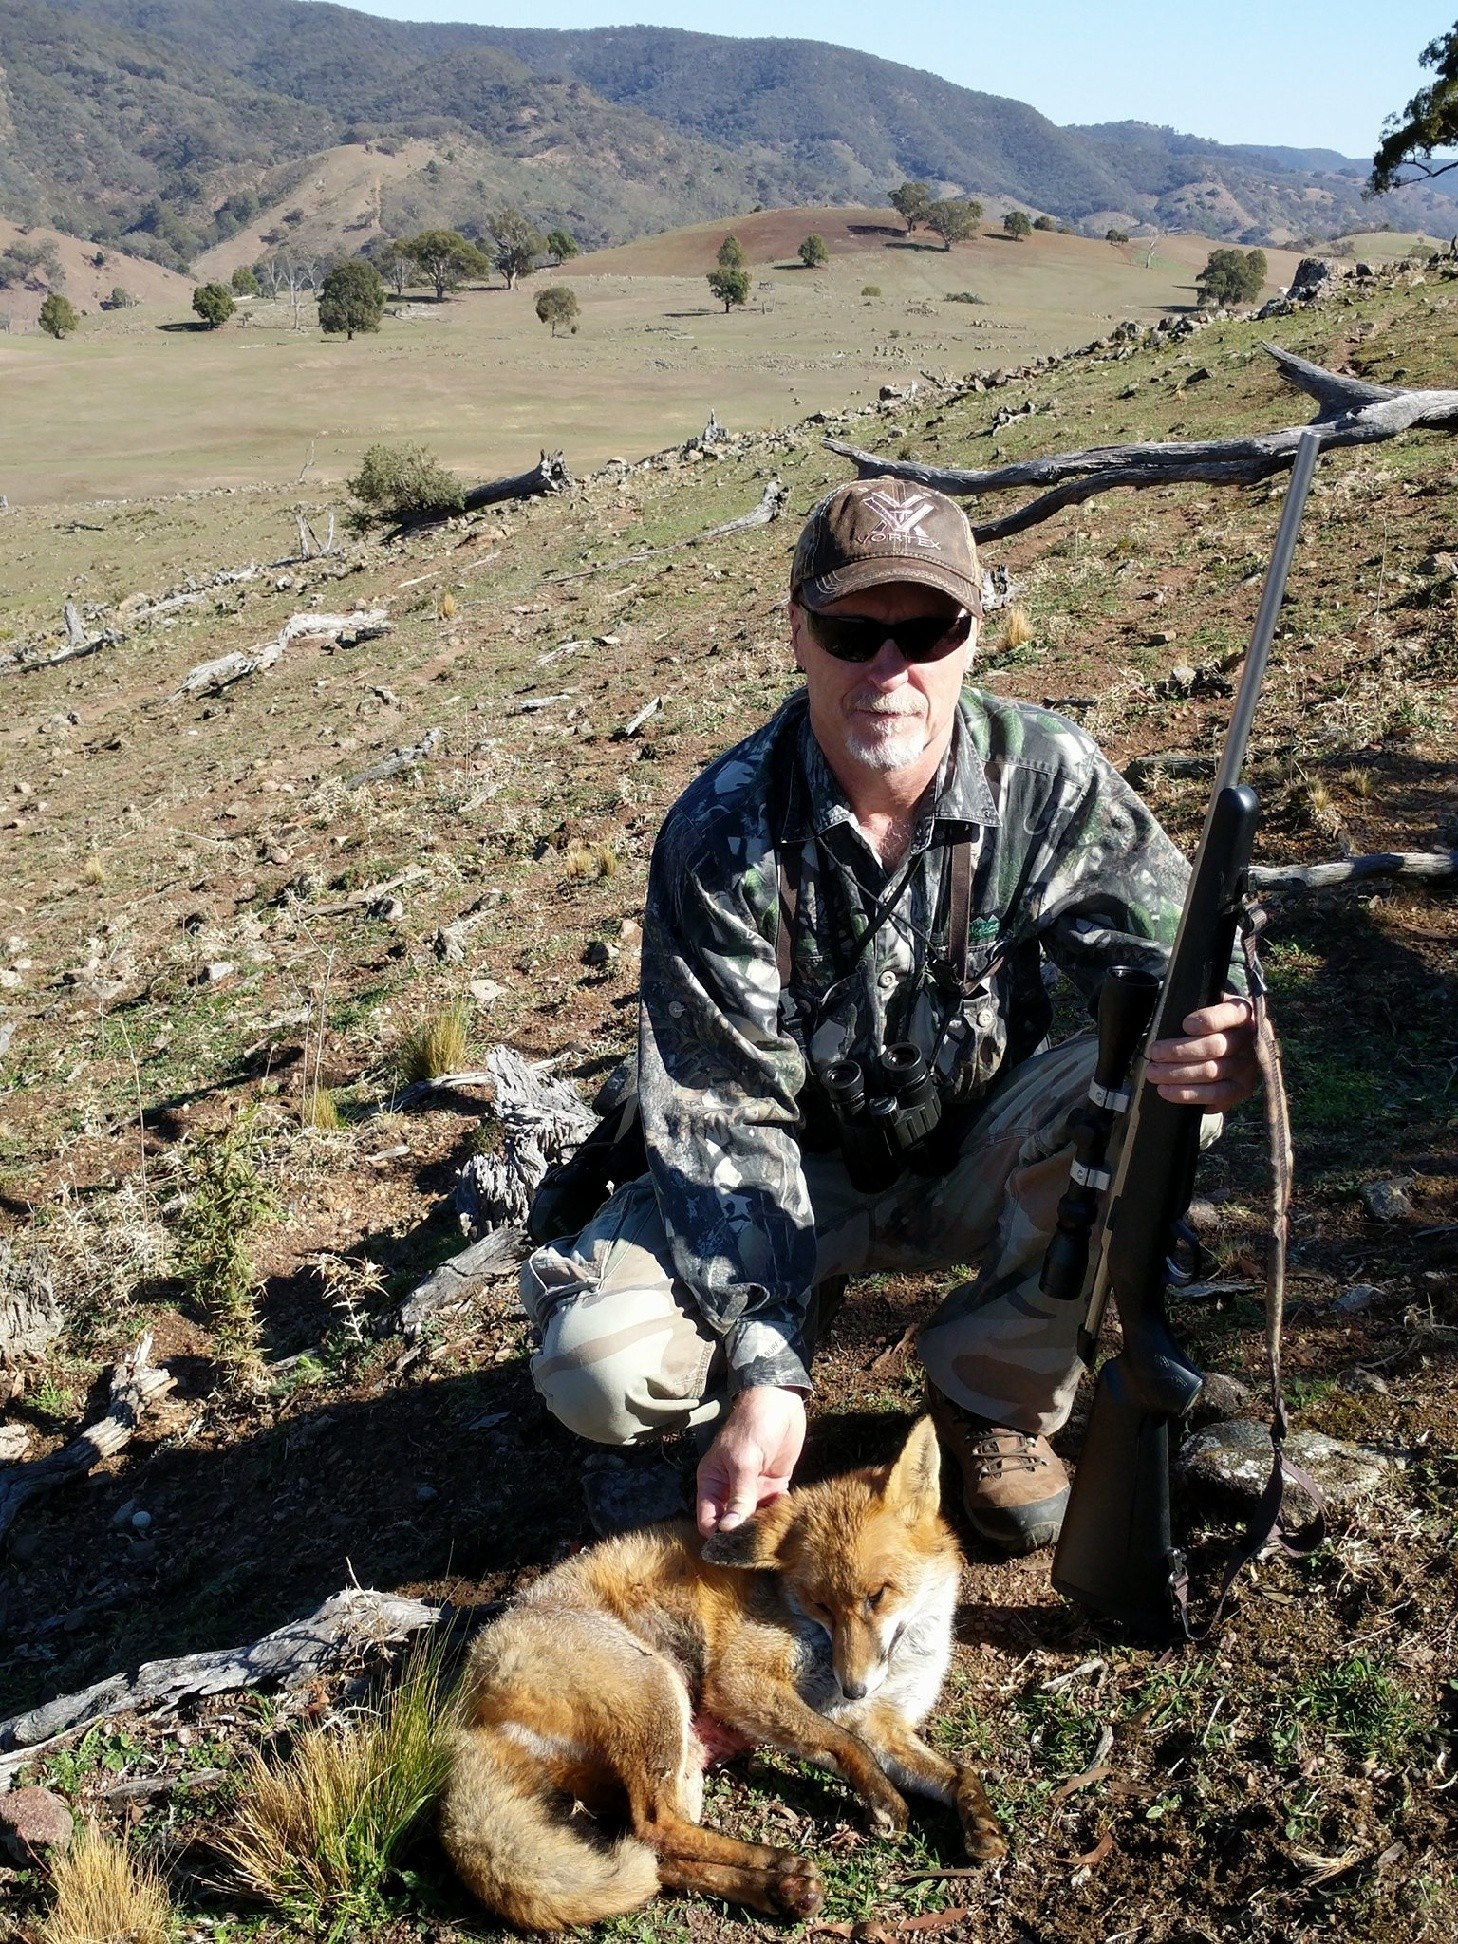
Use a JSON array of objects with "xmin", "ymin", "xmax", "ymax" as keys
[
  {"xmin": 462, "ymin": 448, "xmax": 572, "ymax": 512},
  {"xmin": 345, "ymin": 724, "xmax": 441, "ymax": 790},
  {"xmin": 0, "ymin": 1335, "xmax": 175, "ymax": 1543},
  {"xmin": 686, "ymin": 474, "xmax": 788, "ymax": 542},
  {"xmin": 1249, "ymin": 849, "xmax": 1458, "ymax": 895},
  {"xmin": 0, "ymin": 1587, "xmax": 441, "ymax": 1780},
  {"xmin": 826, "ymin": 346, "xmax": 1458, "ymax": 540},
  {"xmin": 399, "ymin": 1226, "xmax": 529, "ymax": 1339},
  {"xmin": 171, "ymin": 608, "xmax": 390, "ymax": 700}
]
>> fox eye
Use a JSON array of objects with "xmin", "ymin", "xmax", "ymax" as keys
[{"xmin": 867, "ymin": 1585, "xmax": 891, "ymax": 1611}]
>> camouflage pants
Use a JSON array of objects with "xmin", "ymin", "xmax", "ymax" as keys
[{"xmin": 521, "ymin": 1033, "xmax": 1102, "ymax": 1446}]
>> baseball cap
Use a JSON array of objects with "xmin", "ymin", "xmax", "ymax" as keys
[{"xmin": 791, "ymin": 476, "xmax": 982, "ymax": 615}]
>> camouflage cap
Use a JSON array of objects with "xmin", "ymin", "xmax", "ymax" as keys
[{"xmin": 791, "ymin": 476, "xmax": 982, "ymax": 615}]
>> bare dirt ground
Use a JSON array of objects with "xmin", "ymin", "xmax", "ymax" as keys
[{"xmin": 0, "ymin": 262, "xmax": 1454, "ymax": 1943}]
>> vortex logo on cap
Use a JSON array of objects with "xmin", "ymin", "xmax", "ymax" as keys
[{"xmin": 862, "ymin": 489, "xmax": 942, "ymax": 550}]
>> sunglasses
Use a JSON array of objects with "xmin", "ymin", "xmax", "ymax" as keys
[{"xmin": 802, "ymin": 606, "xmax": 974, "ymax": 664}]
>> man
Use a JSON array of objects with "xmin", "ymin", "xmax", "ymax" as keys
[{"xmin": 523, "ymin": 478, "xmax": 1257, "ymax": 1553}]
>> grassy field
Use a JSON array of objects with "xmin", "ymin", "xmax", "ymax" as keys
[
  {"xmin": 0, "ymin": 212, "xmax": 1302, "ymax": 508},
  {"xmin": 0, "ymin": 252, "xmax": 1454, "ymax": 1944}
]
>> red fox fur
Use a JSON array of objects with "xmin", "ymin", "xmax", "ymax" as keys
[{"xmin": 439, "ymin": 1416, "xmax": 1004, "ymax": 1928}]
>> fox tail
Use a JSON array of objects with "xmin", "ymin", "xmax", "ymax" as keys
[{"xmin": 439, "ymin": 1728, "xmax": 659, "ymax": 1931}]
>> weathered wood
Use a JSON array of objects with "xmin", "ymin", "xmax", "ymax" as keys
[
  {"xmin": 1123, "ymin": 752, "xmax": 1217, "ymax": 790},
  {"xmin": 462, "ymin": 449, "xmax": 572, "ymax": 513},
  {"xmin": 170, "ymin": 609, "xmax": 389, "ymax": 701},
  {"xmin": 616, "ymin": 696, "xmax": 662, "ymax": 738},
  {"xmin": 826, "ymin": 346, "xmax": 1458, "ymax": 539},
  {"xmin": 1249, "ymin": 849, "xmax": 1458, "ymax": 895},
  {"xmin": 345, "ymin": 725, "xmax": 441, "ymax": 790},
  {"xmin": 0, "ymin": 1587, "xmax": 441, "ymax": 1780},
  {"xmin": 399, "ymin": 1226, "xmax": 529, "ymax": 1338},
  {"xmin": 0, "ymin": 1335, "xmax": 175, "ymax": 1542},
  {"xmin": 687, "ymin": 474, "xmax": 788, "ymax": 542},
  {"xmin": 450, "ymin": 1045, "xmax": 596, "ymax": 1239},
  {"xmin": 0, "ymin": 632, "xmax": 114, "ymax": 676}
]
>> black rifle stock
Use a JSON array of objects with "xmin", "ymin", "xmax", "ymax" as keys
[{"xmin": 1049, "ymin": 428, "xmax": 1322, "ymax": 1638}]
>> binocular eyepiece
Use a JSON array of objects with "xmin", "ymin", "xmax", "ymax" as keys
[{"xmin": 823, "ymin": 1042, "xmax": 949, "ymax": 1195}]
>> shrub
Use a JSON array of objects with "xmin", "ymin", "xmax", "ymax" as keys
[
  {"xmin": 707, "ymin": 265, "xmax": 751, "ymax": 311},
  {"xmin": 1000, "ymin": 606, "xmax": 1035, "ymax": 650},
  {"xmin": 860, "ymin": 283, "xmax": 882, "ymax": 297},
  {"xmin": 944, "ymin": 289, "xmax": 984, "ymax": 304},
  {"xmin": 1033, "ymin": 214, "xmax": 1057, "ymax": 231},
  {"xmin": 231, "ymin": 264, "xmax": 260, "ymax": 296},
  {"xmin": 216, "ymin": 1645, "xmax": 454, "ymax": 1930},
  {"xmin": 38, "ymin": 293, "xmax": 79, "ymax": 337},
  {"xmin": 42, "ymin": 1825, "xmax": 171, "ymax": 1944},
  {"xmin": 107, "ymin": 286, "xmax": 136, "ymax": 309},
  {"xmin": 173, "ymin": 1112, "xmax": 276, "ymax": 1354},
  {"xmin": 1196, "ymin": 246, "xmax": 1268, "ymax": 306},
  {"xmin": 346, "ymin": 442, "xmax": 465, "ymax": 523},
  {"xmin": 396, "ymin": 1000, "xmax": 471, "ymax": 1083},
  {"xmin": 318, "ymin": 259, "xmax": 387, "ymax": 338},
  {"xmin": 192, "ymin": 281, "xmax": 236, "ymax": 329},
  {"xmin": 534, "ymin": 284, "xmax": 580, "ymax": 334},
  {"xmin": 798, "ymin": 232, "xmax": 829, "ymax": 268},
  {"xmin": 1106, "ymin": 228, "xmax": 1130, "ymax": 244}
]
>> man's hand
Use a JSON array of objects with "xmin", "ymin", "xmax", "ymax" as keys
[
  {"xmin": 696, "ymin": 1386, "xmax": 806, "ymax": 1537},
  {"xmin": 1145, "ymin": 996, "xmax": 1258, "ymax": 1110}
]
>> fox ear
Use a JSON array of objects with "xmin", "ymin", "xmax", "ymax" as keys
[
  {"xmin": 701, "ymin": 1496, "xmax": 795, "ymax": 1569},
  {"xmin": 884, "ymin": 1415, "xmax": 943, "ymax": 1523}
]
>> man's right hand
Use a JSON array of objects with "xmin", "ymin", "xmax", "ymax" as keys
[{"xmin": 696, "ymin": 1386, "xmax": 807, "ymax": 1537}]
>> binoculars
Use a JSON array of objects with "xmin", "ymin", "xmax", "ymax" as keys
[{"xmin": 822, "ymin": 1042, "xmax": 951, "ymax": 1194}]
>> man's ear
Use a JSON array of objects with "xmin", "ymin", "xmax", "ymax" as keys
[
  {"xmin": 701, "ymin": 1495, "xmax": 796, "ymax": 1569},
  {"xmin": 883, "ymin": 1415, "xmax": 943, "ymax": 1524}
]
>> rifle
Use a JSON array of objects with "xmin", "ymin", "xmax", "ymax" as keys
[{"xmin": 1046, "ymin": 427, "xmax": 1323, "ymax": 1639}]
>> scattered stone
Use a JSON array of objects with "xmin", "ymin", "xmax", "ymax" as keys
[
  {"xmin": 1333, "ymin": 1283, "xmax": 1379, "ymax": 1314},
  {"xmin": 619, "ymin": 918, "xmax": 643, "ymax": 949},
  {"xmin": 195, "ymin": 961, "xmax": 236, "ymax": 985},
  {"xmin": 469, "ymin": 979, "xmax": 506, "ymax": 1010},
  {"xmin": 1341, "ymin": 1369, "xmax": 1390, "ymax": 1395},
  {"xmin": 130, "ymin": 1508, "xmax": 152, "ymax": 1530},
  {"xmin": 1362, "ymin": 1179, "xmax": 1413, "ymax": 1222},
  {"xmin": 1179, "ymin": 1419, "xmax": 1402, "ymax": 1514},
  {"xmin": 582, "ymin": 939, "xmax": 619, "ymax": 969},
  {"xmin": 109, "ymin": 1497, "xmax": 138, "ymax": 1527},
  {"xmin": 0, "ymin": 1786, "xmax": 74, "ymax": 1865},
  {"xmin": 0, "ymin": 1423, "xmax": 31, "ymax": 1462},
  {"xmin": 433, "ymin": 925, "xmax": 467, "ymax": 964},
  {"xmin": 1167, "ymin": 663, "xmax": 1197, "ymax": 694},
  {"xmin": 415, "ymin": 1484, "xmax": 439, "ymax": 1504},
  {"xmin": 368, "ymin": 896, "xmax": 406, "ymax": 923}
]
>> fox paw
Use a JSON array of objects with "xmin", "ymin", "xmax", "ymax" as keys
[
  {"xmin": 956, "ymin": 1785, "xmax": 1007, "ymax": 1862},
  {"xmin": 770, "ymin": 1854, "xmax": 823, "ymax": 1920},
  {"xmin": 867, "ymin": 1791, "xmax": 909, "ymax": 1840}
]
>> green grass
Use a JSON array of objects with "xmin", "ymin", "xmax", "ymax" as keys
[{"xmin": 172, "ymin": 1111, "xmax": 277, "ymax": 1355}]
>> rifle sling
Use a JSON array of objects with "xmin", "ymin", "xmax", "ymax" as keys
[{"xmin": 1174, "ymin": 912, "xmax": 1327, "ymax": 1640}]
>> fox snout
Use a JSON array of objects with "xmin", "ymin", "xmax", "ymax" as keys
[{"xmin": 832, "ymin": 1618, "xmax": 889, "ymax": 1702}]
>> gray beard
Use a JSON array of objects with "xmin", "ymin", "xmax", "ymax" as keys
[{"xmin": 843, "ymin": 714, "xmax": 927, "ymax": 771}]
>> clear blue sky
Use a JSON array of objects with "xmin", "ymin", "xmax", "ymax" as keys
[{"xmin": 337, "ymin": 0, "xmax": 1446, "ymax": 158}]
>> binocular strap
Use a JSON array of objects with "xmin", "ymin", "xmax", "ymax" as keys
[{"xmin": 1173, "ymin": 915, "xmax": 1327, "ymax": 1640}]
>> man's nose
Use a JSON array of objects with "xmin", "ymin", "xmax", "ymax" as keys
[{"xmin": 864, "ymin": 639, "xmax": 910, "ymax": 678}]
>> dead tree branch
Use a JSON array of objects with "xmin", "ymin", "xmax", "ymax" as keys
[
  {"xmin": 687, "ymin": 475, "xmax": 789, "ymax": 543},
  {"xmin": 345, "ymin": 725, "xmax": 441, "ymax": 790},
  {"xmin": 463, "ymin": 449, "xmax": 573, "ymax": 512},
  {"xmin": 1250, "ymin": 849, "xmax": 1458, "ymax": 895},
  {"xmin": 399, "ymin": 1226, "xmax": 528, "ymax": 1339},
  {"xmin": 0, "ymin": 1587, "xmax": 441, "ymax": 1780},
  {"xmin": 0, "ymin": 1335, "xmax": 175, "ymax": 1542},
  {"xmin": 826, "ymin": 347, "xmax": 1458, "ymax": 540}
]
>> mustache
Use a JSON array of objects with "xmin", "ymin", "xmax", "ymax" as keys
[{"xmin": 847, "ymin": 691, "xmax": 926, "ymax": 717}]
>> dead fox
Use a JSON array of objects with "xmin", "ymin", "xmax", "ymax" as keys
[{"xmin": 440, "ymin": 1416, "xmax": 1005, "ymax": 1929}]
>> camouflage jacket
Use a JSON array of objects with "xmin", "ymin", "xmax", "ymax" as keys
[{"xmin": 637, "ymin": 688, "xmax": 1191, "ymax": 1395}]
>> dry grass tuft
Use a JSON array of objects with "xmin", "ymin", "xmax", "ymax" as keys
[
  {"xmin": 301, "ymin": 1085, "xmax": 342, "ymax": 1133},
  {"xmin": 215, "ymin": 1644, "xmax": 453, "ymax": 1929},
  {"xmin": 562, "ymin": 840, "xmax": 619, "ymax": 883},
  {"xmin": 42, "ymin": 1823, "xmax": 171, "ymax": 1944},
  {"xmin": 396, "ymin": 1001, "xmax": 471, "ymax": 1083},
  {"xmin": 999, "ymin": 606, "xmax": 1035, "ymax": 650},
  {"xmin": 81, "ymin": 855, "xmax": 106, "ymax": 887}
]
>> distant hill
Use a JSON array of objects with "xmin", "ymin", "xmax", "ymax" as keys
[{"xmin": 3, "ymin": 0, "xmax": 1452, "ymax": 269}]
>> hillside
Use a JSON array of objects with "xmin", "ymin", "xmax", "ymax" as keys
[
  {"xmin": 3, "ymin": 0, "xmax": 1450, "ymax": 267},
  {"xmin": 0, "ymin": 263, "xmax": 1453, "ymax": 1944}
]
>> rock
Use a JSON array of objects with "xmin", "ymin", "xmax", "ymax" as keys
[
  {"xmin": 469, "ymin": 979, "xmax": 506, "ymax": 1010},
  {"xmin": 0, "ymin": 1422, "xmax": 31, "ymax": 1461},
  {"xmin": 0, "ymin": 1786, "xmax": 74, "ymax": 1864},
  {"xmin": 619, "ymin": 918, "xmax": 643, "ymax": 949},
  {"xmin": 1362, "ymin": 1179, "xmax": 1413, "ymax": 1222},
  {"xmin": 582, "ymin": 939, "xmax": 619, "ymax": 969},
  {"xmin": 130, "ymin": 1508, "xmax": 152, "ymax": 1530},
  {"xmin": 1333, "ymin": 1283, "xmax": 1379, "ymax": 1314},
  {"xmin": 1179, "ymin": 1419, "xmax": 1402, "ymax": 1514},
  {"xmin": 432, "ymin": 925, "xmax": 466, "ymax": 964},
  {"xmin": 196, "ymin": 960, "xmax": 236, "ymax": 986},
  {"xmin": 415, "ymin": 1483, "xmax": 439, "ymax": 1503},
  {"xmin": 368, "ymin": 896, "xmax": 406, "ymax": 923},
  {"xmin": 1191, "ymin": 1371, "xmax": 1254, "ymax": 1426},
  {"xmin": 1340, "ymin": 1369, "xmax": 1389, "ymax": 1395}
]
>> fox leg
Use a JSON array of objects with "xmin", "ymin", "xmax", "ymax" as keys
[
  {"xmin": 703, "ymin": 1671, "xmax": 910, "ymax": 1839},
  {"xmin": 626, "ymin": 1781, "xmax": 823, "ymax": 1918},
  {"xmin": 853, "ymin": 1707, "xmax": 1006, "ymax": 1862}
]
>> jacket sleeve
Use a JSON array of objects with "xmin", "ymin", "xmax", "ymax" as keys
[{"xmin": 636, "ymin": 814, "xmax": 818, "ymax": 1394}]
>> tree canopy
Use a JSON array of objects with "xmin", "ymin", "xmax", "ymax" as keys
[
  {"xmin": 230, "ymin": 264, "xmax": 259, "ymax": 296},
  {"xmin": 927, "ymin": 199, "xmax": 981, "ymax": 250},
  {"xmin": 889, "ymin": 180, "xmax": 932, "ymax": 233},
  {"xmin": 798, "ymin": 232, "xmax": 829, "ymax": 268},
  {"xmin": 318, "ymin": 260, "xmax": 386, "ymax": 339},
  {"xmin": 1002, "ymin": 208, "xmax": 1032, "ymax": 240},
  {"xmin": 1372, "ymin": 21, "xmax": 1458, "ymax": 192},
  {"xmin": 707, "ymin": 264, "xmax": 751, "ymax": 311},
  {"xmin": 404, "ymin": 229, "xmax": 489, "ymax": 301},
  {"xmin": 546, "ymin": 228, "xmax": 580, "ymax": 265},
  {"xmin": 489, "ymin": 208, "xmax": 548, "ymax": 289},
  {"xmin": 1196, "ymin": 246, "xmax": 1267, "ymax": 306},
  {"xmin": 716, "ymin": 233, "xmax": 747, "ymax": 271},
  {"xmin": 38, "ymin": 292, "xmax": 79, "ymax": 338},
  {"xmin": 192, "ymin": 282, "xmax": 235, "ymax": 329},
  {"xmin": 535, "ymin": 284, "xmax": 580, "ymax": 334}
]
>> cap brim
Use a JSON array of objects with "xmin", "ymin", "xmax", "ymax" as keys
[{"xmin": 797, "ymin": 556, "xmax": 983, "ymax": 614}]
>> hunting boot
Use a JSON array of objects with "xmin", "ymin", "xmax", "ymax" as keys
[{"xmin": 927, "ymin": 1385, "xmax": 1070, "ymax": 1555}]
